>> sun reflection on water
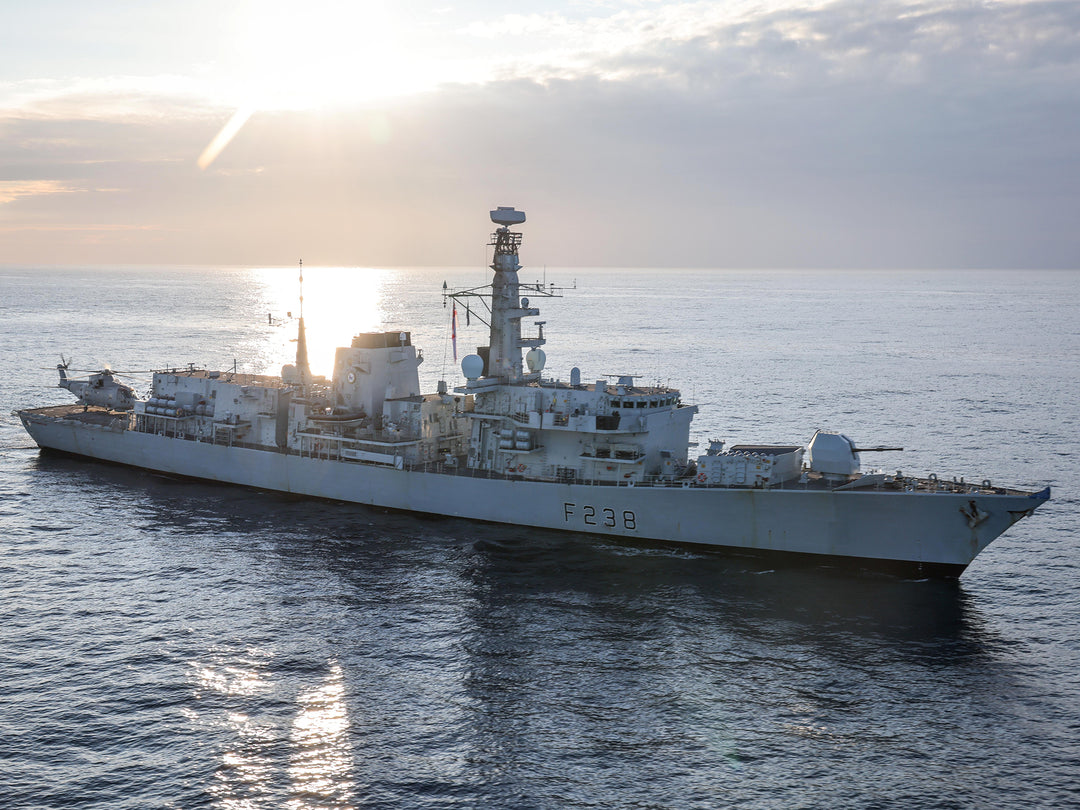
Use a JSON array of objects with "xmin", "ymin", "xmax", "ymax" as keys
[
  {"xmin": 253, "ymin": 265, "xmax": 392, "ymax": 378},
  {"xmin": 190, "ymin": 661, "xmax": 271, "ymax": 698},
  {"xmin": 192, "ymin": 651, "xmax": 358, "ymax": 809},
  {"xmin": 286, "ymin": 662, "xmax": 356, "ymax": 809},
  {"xmin": 190, "ymin": 650, "xmax": 281, "ymax": 809}
]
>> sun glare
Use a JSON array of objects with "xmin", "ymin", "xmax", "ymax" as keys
[
  {"xmin": 256, "ymin": 265, "xmax": 391, "ymax": 378},
  {"xmin": 199, "ymin": 0, "xmax": 440, "ymax": 168},
  {"xmin": 232, "ymin": 0, "xmax": 432, "ymax": 111},
  {"xmin": 196, "ymin": 105, "xmax": 254, "ymax": 170}
]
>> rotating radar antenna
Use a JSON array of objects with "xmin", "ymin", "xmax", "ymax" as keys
[{"xmin": 490, "ymin": 206, "xmax": 526, "ymax": 227}]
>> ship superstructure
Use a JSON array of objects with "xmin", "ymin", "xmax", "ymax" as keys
[
  {"xmin": 16, "ymin": 207, "xmax": 1050, "ymax": 577},
  {"xmin": 447, "ymin": 207, "xmax": 696, "ymax": 486}
]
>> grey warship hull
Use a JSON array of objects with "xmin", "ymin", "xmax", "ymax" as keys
[{"xmin": 18, "ymin": 405, "xmax": 1049, "ymax": 577}]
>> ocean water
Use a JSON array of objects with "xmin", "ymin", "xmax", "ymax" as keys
[{"xmin": 1, "ymin": 265, "xmax": 1078, "ymax": 809}]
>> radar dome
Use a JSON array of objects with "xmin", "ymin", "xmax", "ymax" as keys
[
  {"xmin": 461, "ymin": 354, "xmax": 484, "ymax": 380},
  {"xmin": 525, "ymin": 348, "xmax": 546, "ymax": 372}
]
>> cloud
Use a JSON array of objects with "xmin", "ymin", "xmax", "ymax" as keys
[
  {"xmin": 0, "ymin": 180, "xmax": 79, "ymax": 205},
  {"xmin": 578, "ymin": 0, "xmax": 1080, "ymax": 88},
  {"xmin": 0, "ymin": 75, "xmax": 217, "ymax": 121},
  {"xmin": 1, "ymin": 0, "xmax": 1078, "ymax": 268},
  {"xmin": 0, "ymin": 223, "xmax": 162, "ymax": 233}
]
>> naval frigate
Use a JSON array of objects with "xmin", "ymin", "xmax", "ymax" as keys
[{"xmin": 17, "ymin": 207, "xmax": 1050, "ymax": 577}]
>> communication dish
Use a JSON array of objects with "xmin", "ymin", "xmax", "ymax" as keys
[{"xmin": 490, "ymin": 206, "xmax": 526, "ymax": 227}]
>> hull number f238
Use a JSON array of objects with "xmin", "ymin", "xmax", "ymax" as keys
[{"xmin": 563, "ymin": 502, "xmax": 637, "ymax": 531}]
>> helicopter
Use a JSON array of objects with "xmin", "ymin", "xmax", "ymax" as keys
[{"xmin": 56, "ymin": 357, "xmax": 138, "ymax": 411}]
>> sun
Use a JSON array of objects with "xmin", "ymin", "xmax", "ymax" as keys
[
  {"xmin": 255, "ymin": 265, "xmax": 391, "ymax": 378},
  {"xmin": 199, "ymin": 0, "xmax": 439, "ymax": 168},
  {"xmin": 229, "ymin": 0, "xmax": 431, "ymax": 111}
]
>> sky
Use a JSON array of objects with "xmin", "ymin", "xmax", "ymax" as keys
[{"xmin": 1, "ymin": 0, "xmax": 1078, "ymax": 269}]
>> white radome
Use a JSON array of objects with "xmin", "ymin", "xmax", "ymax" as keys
[
  {"xmin": 461, "ymin": 354, "xmax": 484, "ymax": 380},
  {"xmin": 526, "ymin": 348, "xmax": 546, "ymax": 372}
]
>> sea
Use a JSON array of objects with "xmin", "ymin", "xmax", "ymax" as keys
[{"xmin": 0, "ymin": 264, "xmax": 1077, "ymax": 809}]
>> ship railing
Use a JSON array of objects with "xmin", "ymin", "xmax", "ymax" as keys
[
  {"xmin": 392, "ymin": 459, "xmax": 704, "ymax": 488},
  {"xmin": 103, "ymin": 425, "xmax": 1016, "ymax": 493},
  {"xmin": 120, "ymin": 423, "xmax": 1010, "ymax": 494}
]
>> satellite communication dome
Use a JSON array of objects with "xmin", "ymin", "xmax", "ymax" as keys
[
  {"xmin": 525, "ymin": 348, "xmax": 546, "ymax": 372},
  {"xmin": 461, "ymin": 354, "xmax": 484, "ymax": 380},
  {"xmin": 490, "ymin": 206, "xmax": 526, "ymax": 227}
]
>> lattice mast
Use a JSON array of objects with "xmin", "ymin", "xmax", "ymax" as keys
[{"xmin": 487, "ymin": 207, "xmax": 543, "ymax": 383}]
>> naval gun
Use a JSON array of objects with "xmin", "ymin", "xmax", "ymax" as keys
[{"xmin": 807, "ymin": 430, "xmax": 904, "ymax": 482}]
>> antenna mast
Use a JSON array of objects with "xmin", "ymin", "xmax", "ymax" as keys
[{"xmin": 295, "ymin": 259, "xmax": 311, "ymax": 386}]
